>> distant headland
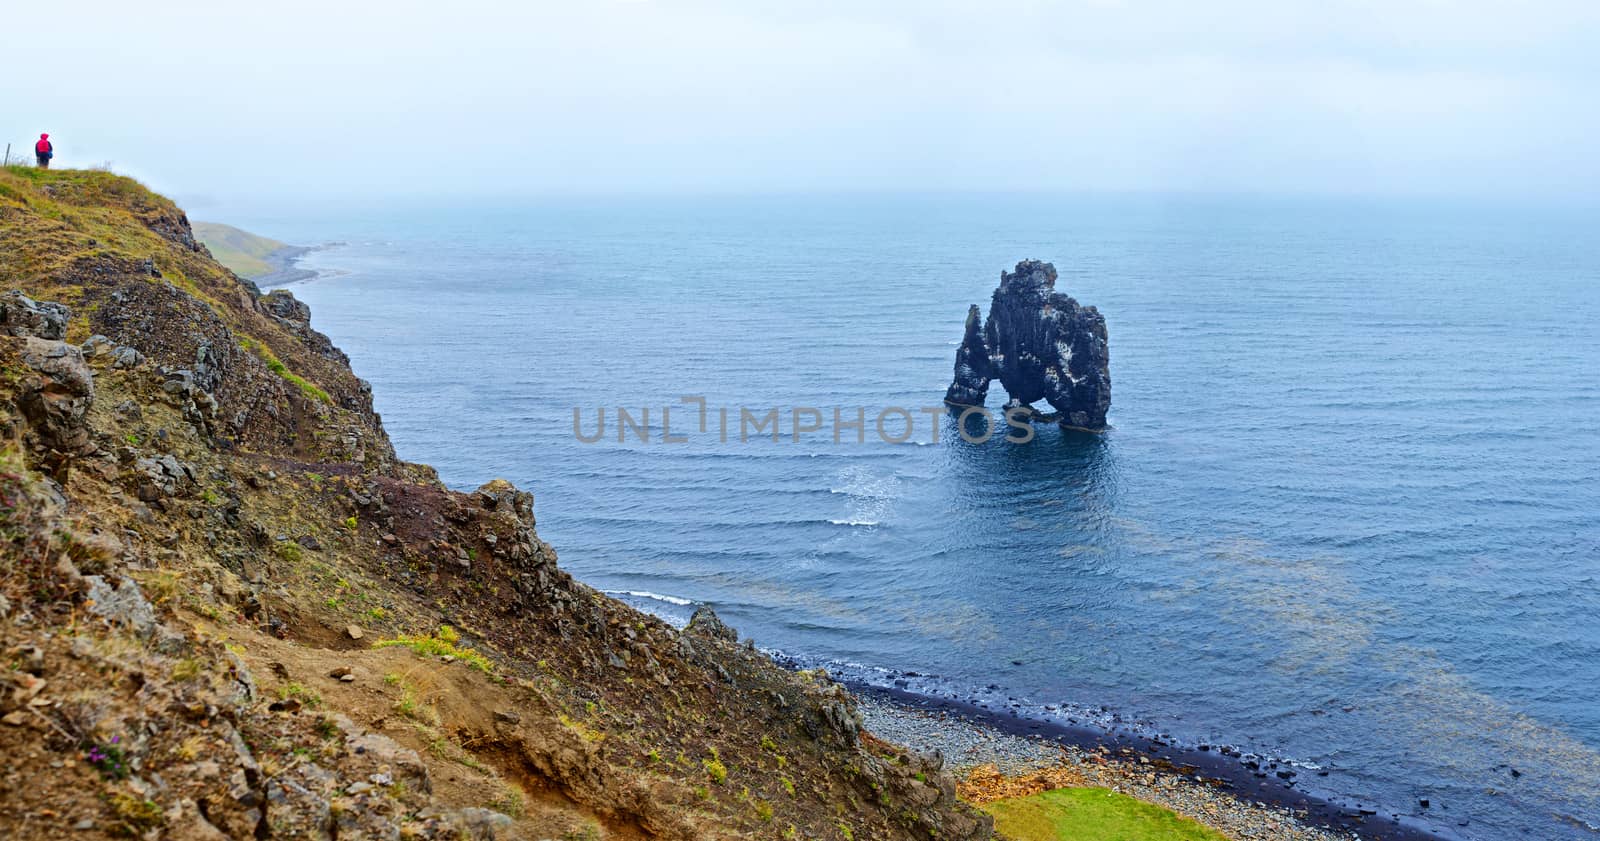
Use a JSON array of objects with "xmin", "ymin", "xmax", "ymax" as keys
[{"xmin": 193, "ymin": 221, "xmax": 323, "ymax": 287}]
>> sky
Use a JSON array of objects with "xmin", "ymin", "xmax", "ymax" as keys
[{"xmin": 4, "ymin": 0, "xmax": 1598, "ymax": 202}]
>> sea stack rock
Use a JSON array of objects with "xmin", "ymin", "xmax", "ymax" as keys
[
  {"xmin": 943, "ymin": 304, "xmax": 991, "ymax": 407},
  {"xmin": 944, "ymin": 260, "xmax": 1111, "ymax": 430}
]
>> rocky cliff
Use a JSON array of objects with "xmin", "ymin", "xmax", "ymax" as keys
[
  {"xmin": 0, "ymin": 166, "xmax": 992, "ymax": 840},
  {"xmin": 944, "ymin": 260, "xmax": 1111, "ymax": 431}
]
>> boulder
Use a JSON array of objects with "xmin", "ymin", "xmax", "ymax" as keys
[
  {"xmin": 132, "ymin": 454, "xmax": 197, "ymax": 500},
  {"xmin": 472, "ymin": 478, "xmax": 535, "ymax": 523},
  {"xmin": 0, "ymin": 291, "xmax": 68, "ymax": 339},
  {"xmin": 19, "ymin": 338, "xmax": 95, "ymax": 453},
  {"xmin": 83, "ymin": 575, "xmax": 159, "ymax": 639}
]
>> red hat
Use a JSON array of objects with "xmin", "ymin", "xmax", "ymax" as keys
[{"xmin": 40, "ymin": 133, "xmax": 48, "ymax": 139}]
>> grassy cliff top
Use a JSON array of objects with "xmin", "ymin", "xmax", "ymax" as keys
[
  {"xmin": 0, "ymin": 165, "xmax": 390, "ymax": 462},
  {"xmin": 0, "ymin": 165, "xmax": 198, "ymax": 301},
  {"xmin": 193, "ymin": 221, "xmax": 289, "ymax": 280}
]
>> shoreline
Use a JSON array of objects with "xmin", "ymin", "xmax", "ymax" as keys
[
  {"xmin": 253, "ymin": 244, "xmax": 315, "ymax": 287},
  {"xmin": 848, "ymin": 681, "xmax": 1452, "ymax": 841},
  {"xmin": 617, "ymin": 592, "xmax": 1455, "ymax": 839},
  {"xmin": 254, "ymin": 241, "xmax": 344, "ymax": 288}
]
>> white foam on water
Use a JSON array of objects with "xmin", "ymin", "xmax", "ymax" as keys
[
  {"xmin": 603, "ymin": 589, "xmax": 694, "ymax": 606},
  {"xmin": 828, "ymin": 465, "xmax": 902, "ymax": 526}
]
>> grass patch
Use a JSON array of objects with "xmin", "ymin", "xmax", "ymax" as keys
[
  {"xmin": 238, "ymin": 336, "xmax": 331, "ymax": 404},
  {"xmin": 374, "ymin": 625, "xmax": 494, "ymax": 673},
  {"xmin": 170, "ymin": 657, "xmax": 203, "ymax": 682},
  {"xmin": 393, "ymin": 683, "xmax": 439, "ymax": 726},
  {"xmin": 703, "ymin": 749, "xmax": 728, "ymax": 784},
  {"xmin": 131, "ymin": 569, "xmax": 181, "ymax": 605},
  {"xmin": 107, "ymin": 793, "xmax": 164, "ymax": 836},
  {"xmin": 982, "ymin": 787, "xmax": 1229, "ymax": 841},
  {"xmin": 276, "ymin": 682, "xmax": 322, "ymax": 709},
  {"xmin": 489, "ymin": 784, "xmax": 525, "ymax": 818},
  {"xmin": 422, "ymin": 726, "xmax": 488, "ymax": 771},
  {"xmin": 559, "ymin": 713, "xmax": 606, "ymax": 743}
]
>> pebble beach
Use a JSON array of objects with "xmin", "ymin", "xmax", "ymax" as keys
[{"xmin": 856, "ymin": 691, "xmax": 1366, "ymax": 841}]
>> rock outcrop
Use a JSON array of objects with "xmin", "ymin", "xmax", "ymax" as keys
[
  {"xmin": 18, "ymin": 337, "xmax": 95, "ymax": 458},
  {"xmin": 943, "ymin": 305, "xmax": 991, "ymax": 407},
  {"xmin": 944, "ymin": 260, "xmax": 1111, "ymax": 430},
  {"xmin": 0, "ymin": 291, "xmax": 69, "ymax": 339}
]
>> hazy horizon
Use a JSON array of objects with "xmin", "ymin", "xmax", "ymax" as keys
[{"xmin": 6, "ymin": 1, "xmax": 1599, "ymax": 204}]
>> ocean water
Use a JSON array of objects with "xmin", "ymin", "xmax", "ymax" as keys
[{"xmin": 226, "ymin": 194, "xmax": 1600, "ymax": 839}]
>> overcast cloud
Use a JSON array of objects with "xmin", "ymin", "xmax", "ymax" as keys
[{"xmin": 4, "ymin": 0, "xmax": 1597, "ymax": 201}]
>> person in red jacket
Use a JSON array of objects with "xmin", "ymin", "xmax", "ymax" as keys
[{"xmin": 34, "ymin": 134, "xmax": 53, "ymax": 169}]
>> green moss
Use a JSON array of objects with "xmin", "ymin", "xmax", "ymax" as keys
[
  {"xmin": 982, "ymin": 787, "xmax": 1230, "ymax": 841},
  {"xmin": 760, "ymin": 734, "xmax": 788, "ymax": 768},
  {"xmin": 107, "ymin": 793, "xmax": 164, "ymax": 836},
  {"xmin": 703, "ymin": 751, "xmax": 728, "ymax": 784}
]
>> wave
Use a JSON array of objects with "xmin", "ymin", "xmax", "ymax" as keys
[{"xmin": 602, "ymin": 589, "xmax": 695, "ymax": 607}]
